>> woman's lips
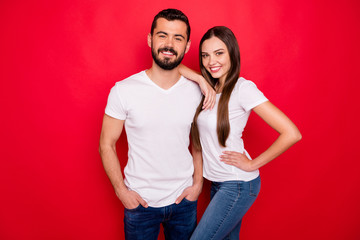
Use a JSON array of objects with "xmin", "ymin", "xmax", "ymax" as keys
[{"xmin": 210, "ymin": 66, "xmax": 221, "ymax": 73}]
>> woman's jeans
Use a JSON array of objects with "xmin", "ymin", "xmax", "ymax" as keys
[{"xmin": 191, "ymin": 176, "xmax": 261, "ymax": 240}]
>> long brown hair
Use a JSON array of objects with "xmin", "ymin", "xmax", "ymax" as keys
[{"xmin": 192, "ymin": 26, "xmax": 241, "ymax": 150}]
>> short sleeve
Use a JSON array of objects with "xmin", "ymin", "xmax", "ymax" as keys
[
  {"xmin": 104, "ymin": 84, "xmax": 127, "ymax": 120},
  {"xmin": 238, "ymin": 80, "xmax": 268, "ymax": 112}
]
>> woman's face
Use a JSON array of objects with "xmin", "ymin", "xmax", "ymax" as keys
[{"xmin": 201, "ymin": 36, "xmax": 231, "ymax": 83}]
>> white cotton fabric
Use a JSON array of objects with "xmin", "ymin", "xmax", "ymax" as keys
[
  {"xmin": 197, "ymin": 77, "xmax": 268, "ymax": 182},
  {"xmin": 105, "ymin": 71, "xmax": 202, "ymax": 207}
]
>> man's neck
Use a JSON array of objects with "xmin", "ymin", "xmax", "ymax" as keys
[{"xmin": 145, "ymin": 62, "xmax": 181, "ymax": 90}]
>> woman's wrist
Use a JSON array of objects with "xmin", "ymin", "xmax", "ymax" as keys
[{"xmin": 197, "ymin": 75, "xmax": 206, "ymax": 84}]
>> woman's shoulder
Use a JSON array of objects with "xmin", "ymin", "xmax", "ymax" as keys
[{"xmin": 235, "ymin": 77, "xmax": 258, "ymax": 92}]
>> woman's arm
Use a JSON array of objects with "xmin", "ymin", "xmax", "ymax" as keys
[
  {"xmin": 178, "ymin": 64, "xmax": 216, "ymax": 110},
  {"xmin": 220, "ymin": 101, "xmax": 302, "ymax": 171}
]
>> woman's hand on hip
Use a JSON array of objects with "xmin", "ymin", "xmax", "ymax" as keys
[{"xmin": 220, "ymin": 151, "xmax": 255, "ymax": 172}]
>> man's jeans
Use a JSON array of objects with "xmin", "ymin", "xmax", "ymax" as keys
[
  {"xmin": 124, "ymin": 198, "xmax": 197, "ymax": 240},
  {"xmin": 191, "ymin": 176, "xmax": 261, "ymax": 240}
]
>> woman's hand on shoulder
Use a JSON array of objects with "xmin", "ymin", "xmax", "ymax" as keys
[
  {"xmin": 198, "ymin": 77, "xmax": 216, "ymax": 110},
  {"xmin": 220, "ymin": 151, "xmax": 255, "ymax": 172},
  {"xmin": 178, "ymin": 64, "xmax": 216, "ymax": 110}
]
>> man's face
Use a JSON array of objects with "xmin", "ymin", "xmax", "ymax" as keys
[{"xmin": 148, "ymin": 18, "xmax": 191, "ymax": 70}]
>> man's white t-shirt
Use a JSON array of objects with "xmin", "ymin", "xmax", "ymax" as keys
[
  {"xmin": 197, "ymin": 77, "xmax": 268, "ymax": 182},
  {"xmin": 105, "ymin": 71, "xmax": 202, "ymax": 207}
]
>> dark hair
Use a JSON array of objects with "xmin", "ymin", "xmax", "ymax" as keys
[
  {"xmin": 151, "ymin": 9, "xmax": 191, "ymax": 41},
  {"xmin": 192, "ymin": 26, "xmax": 241, "ymax": 149}
]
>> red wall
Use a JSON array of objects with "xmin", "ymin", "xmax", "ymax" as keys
[{"xmin": 1, "ymin": 0, "xmax": 359, "ymax": 239}]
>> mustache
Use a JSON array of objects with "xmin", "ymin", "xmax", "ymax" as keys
[{"xmin": 158, "ymin": 47, "xmax": 177, "ymax": 56}]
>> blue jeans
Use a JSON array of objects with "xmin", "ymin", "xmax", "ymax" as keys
[
  {"xmin": 191, "ymin": 176, "xmax": 261, "ymax": 240},
  {"xmin": 124, "ymin": 198, "xmax": 197, "ymax": 240}
]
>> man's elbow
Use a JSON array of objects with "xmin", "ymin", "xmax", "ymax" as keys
[{"xmin": 99, "ymin": 143, "xmax": 112, "ymax": 158}]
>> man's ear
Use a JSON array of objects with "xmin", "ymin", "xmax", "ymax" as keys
[
  {"xmin": 147, "ymin": 33, "xmax": 152, "ymax": 48},
  {"xmin": 185, "ymin": 40, "xmax": 191, "ymax": 54}
]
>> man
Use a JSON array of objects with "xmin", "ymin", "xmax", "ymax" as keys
[{"xmin": 99, "ymin": 9, "xmax": 214, "ymax": 239}]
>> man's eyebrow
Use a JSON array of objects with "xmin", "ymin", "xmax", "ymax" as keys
[
  {"xmin": 156, "ymin": 31, "xmax": 168, "ymax": 36},
  {"xmin": 156, "ymin": 31, "xmax": 185, "ymax": 40},
  {"xmin": 174, "ymin": 34, "xmax": 185, "ymax": 40}
]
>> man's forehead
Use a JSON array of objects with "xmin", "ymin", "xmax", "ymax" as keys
[{"xmin": 154, "ymin": 18, "xmax": 188, "ymax": 36}]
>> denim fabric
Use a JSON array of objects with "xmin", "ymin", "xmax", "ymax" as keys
[
  {"xmin": 191, "ymin": 176, "xmax": 261, "ymax": 240},
  {"xmin": 124, "ymin": 198, "xmax": 197, "ymax": 240}
]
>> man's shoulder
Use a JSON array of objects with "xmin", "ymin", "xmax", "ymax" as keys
[
  {"xmin": 180, "ymin": 76, "xmax": 202, "ymax": 92},
  {"xmin": 114, "ymin": 71, "xmax": 146, "ymax": 87}
]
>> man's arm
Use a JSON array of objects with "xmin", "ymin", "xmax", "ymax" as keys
[
  {"xmin": 99, "ymin": 114, "xmax": 148, "ymax": 209},
  {"xmin": 175, "ymin": 143, "xmax": 203, "ymax": 204}
]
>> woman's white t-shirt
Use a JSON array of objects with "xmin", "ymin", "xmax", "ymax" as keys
[{"xmin": 197, "ymin": 77, "xmax": 268, "ymax": 182}]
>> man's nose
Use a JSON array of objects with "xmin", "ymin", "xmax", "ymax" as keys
[{"xmin": 165, "ymin": 37, "xmax": 174, "ymax": 47}]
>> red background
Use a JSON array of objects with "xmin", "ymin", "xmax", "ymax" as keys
[{"xmin": 1, "ymin": 0, "xmax": 359, "ymax": 239}]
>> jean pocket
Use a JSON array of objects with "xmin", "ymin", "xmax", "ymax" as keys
[
  {"xmin": 183, "ymin": 198, "xmax": 198, "ymax": 204},
  {"xmin": 249, "ymin": 179, "xmax": 261, "ymax": 197},
  {"xmin": 124, "ymin": 204, "xmax": 142, "ymax": 212}
]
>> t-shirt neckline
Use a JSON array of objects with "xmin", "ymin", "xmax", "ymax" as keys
[{"xmin": 142, "ymin": 70, "xmax": 184, "ymax": 93}]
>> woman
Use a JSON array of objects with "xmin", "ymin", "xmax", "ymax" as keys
[{"xmin": 179, "ymin": 26, "xmax": 302, "ymax": 240}]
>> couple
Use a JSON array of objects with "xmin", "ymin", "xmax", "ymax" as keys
[{"xmin": 99, "ymin": 8, "xmax": 301, "ymax": 240}]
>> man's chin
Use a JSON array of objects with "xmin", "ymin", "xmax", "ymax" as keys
[
  {"xmin": 160, "ymin": 57, "xmax": 176, "ymax": 64},
  {"xmin": 152, "ymin": 52, "xmax": 184, "ymax": 70},
  {"xmin": 158, "ymin": 64, "xmax": 178, "ymax": 70},
  {"xmin": 155, "ymin": 60, "xmax": 181, "ymax": 70}
]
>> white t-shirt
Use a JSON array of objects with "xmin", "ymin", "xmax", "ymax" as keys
[
  {"xmin": 197, "ymin": 77, "xmax": 268, "ymax": 182},
  {"xmin": 105, "ymin": 71, "xmax": 202, "ymax": 207}
]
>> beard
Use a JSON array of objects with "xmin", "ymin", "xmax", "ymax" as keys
[{"xmin": 151, "ymin": 46, "xmax": 185, "ymax": 70}]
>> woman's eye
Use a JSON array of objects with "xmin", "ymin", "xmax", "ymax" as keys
[
  {"xmin": 216, "ymin": 52, "xmax": 224, "ymax": 55},
  {"xmin": 202, "ymin": 54, "xmax": 208, "ymax": 58}
]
